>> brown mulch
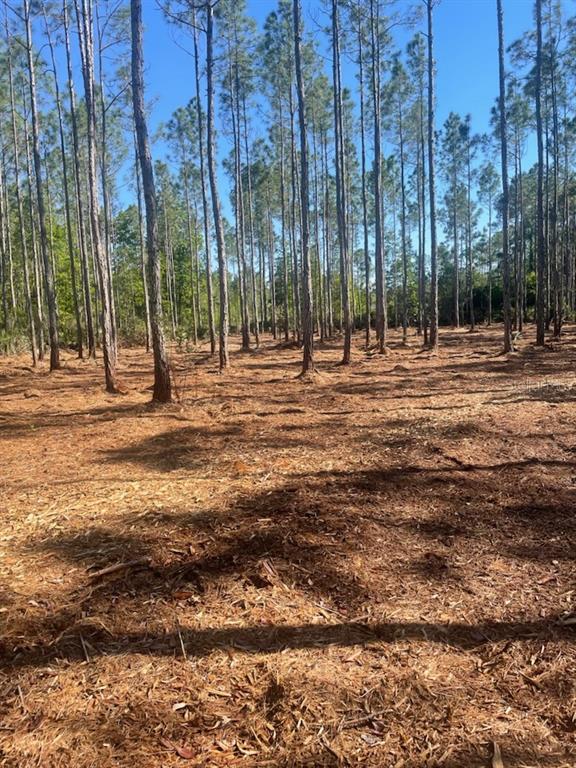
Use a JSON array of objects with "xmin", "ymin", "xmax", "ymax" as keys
[{"xmin": 1, "ymin": 325, "xmax": 576, "ymax": 767}]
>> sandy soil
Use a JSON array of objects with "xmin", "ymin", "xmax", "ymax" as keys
[{"xmin": 1, "ymin": 326, "xmax": 575, "ymax": 767}]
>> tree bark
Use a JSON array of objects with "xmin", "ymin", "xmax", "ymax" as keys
[
  {"xmin": 64, "ymin": 0, "xmax": 95, "ymax": 358},
  {"xmin": 24, "ymin": 0, "xmax": 60, "ymax": 370},
  {"xmin": 206, "ymin": 1, "xmax": 229, "ymax": 369},
  {"xmin": 535, "ymin": 0, "xmax": 545, "ymax": 346},
  {"xmin": 370, "ymin": 0, "xmax": 386, "ymax": 353},
  {"xmin": 331, "ymin": 0, "xmax": 351, "ymax": 364},
  {"xmin": 293, "ymin": 0, "xmax": 313, "ymax": 374},
  {"xmin": 43, "ymin": 3, "xmax": 83, "ymax": 357},
  {"xmin": 133, "ymin": 134, "xmax": 151, "ymax": 353},
  {"xmin": 497, "ymin": 0, "xmax": 512, "ymax": 353},
  {"xmin": 76, "ymin": 0, "xmax": 119, "ymax": 391},
  {"xmin": 357, "ymin": 13, "xmax": 370, "ymax": 348},
  {"xmin": 426, "ymin": 0, "xmax": 439, "ymax": 350},
  {"xmin": 131, "ymin": 0, "xmax": 171, "ymax": 402},
  {"xmin": 6, "ymin": 18, "xmax": 37, "ymax": 364},
  {"xmin": 192, "ymin": 11, "xmax": 216, "ymax": 355}
]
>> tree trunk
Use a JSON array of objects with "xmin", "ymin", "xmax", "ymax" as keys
[
  {"xmin": 192, "ymin": 11, "xmax": 216, "ymax": 355},
  {"xmin": 131, "ymin": 0, "xmax": 171, "ymax": 402},
  {"xmin": 293, "ymin": 0, "xmax": 313, "ymax": 374},
  {"xmin": 488, "ymin": 192, "xmax": 493, "ymax": 325},
  {"xmin": 357, "ymin": 16, "xmax": 370, "ymax": 348},
  {"xmin": 76, "ymin": 0, "xmax": 119, "ymax": 391},
  {"xmin": 535, "ymin": 0, "xmax": 545, "ymax": 346},
  {"xmin": 242, "ymin": 93, "xmax": 260, "ymax": 347},
  {"xmin": 550, "ymin": 39, "xmax": 561, "ymax": 338},
  {"xmin": 23, "ymin": 103, "xmax": 45, "ymax": 361},
  {"xmin": 6, "ymin": 18, "xmax": 37, "ymax": 364},
  {"xmin": 24, "ymin": 0, "xmax": 60, "ymax": 370},
  {"xmin": 0, "ymin": 153, "xmax": 11, "ymax": 333},
  {"xmin": 95, "ymin": 4, "xmax": 118, "ymax": 356},
  {"xmin": 497, "ymin": 0, "xmax": 512, "ymax": 353},
  {"xmin": 427, "ymin": 0, "xmax": 439, "ymax": 350},
  {"xmin": 266, "ymin": 193, "xmax": 277, "ymax": 338},
  {"xmin": 398, "ymin": 96, "xmax": 408, "ymax": 344},
  {"xmin": 331, "ymin": 0, "xmax": 351, "ymax": 364},
  {"xmin": 206, "ymin": 1, "xmax": 229, "ymax": 369},
  {"xmin": 64, "ymin": 0, "xmax": 95, "ymax": 358},
  {"xmin": 182, "ymin": 160, "xmax": 198, "ymax": 345},
  {"xmin": 451, "ymin": 162, "xmax": 459, "ymax": 328},
  {"xmin": 467, "ymin": 136, "xmax": 475, "ymax": 331},
  {"xmin": 419, "ymin": 62, "xmax": 427, "ymax": 345},
  {"xmin": 370, "ymin": 0, "xmax": 386, "ymax": 353},
  {"xmin": 134, "ymin": 135, "xmax": 151, "ymax": 353},
  {"xmin": 229, "ymin": 64, "xmax": 250, "ymax": 351},
  {"xmin": 43, "ymin": 3, "xmax": 83, "ymax": 357},
  {"xmin": 288, "ymin": 89, "xmax": 301, "ymax": 343},
  {"xmin": 311, "ymin": 117, "xmax": 325, "ymax": 342},
  {"xmin": 279, "ymin": 100, "xmax": 290, "ymax": 341}
]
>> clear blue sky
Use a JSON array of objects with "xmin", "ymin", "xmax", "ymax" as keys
[
  {"xmin": 139, "ymin": 0, "xmax": 537, "ymax": 211},
  {"xmin": 142, "ymin": 0, "xmax": 535, "ymax": 134}
]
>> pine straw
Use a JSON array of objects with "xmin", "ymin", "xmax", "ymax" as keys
[{"xmin": 1, "ymin": 326, "xmax": 576, "ymax": 767}]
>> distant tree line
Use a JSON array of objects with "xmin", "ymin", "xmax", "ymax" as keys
[{"xmin": 0, "ymin": 0, "xmax": 574, "ymax": 394}]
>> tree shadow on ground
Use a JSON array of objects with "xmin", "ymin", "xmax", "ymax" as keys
[
  {"xmin": 6, "ymin": 457, "xmax": 576, "ymax": 676},
  {"xmin": 103, "ymin": 422, "xmax": 325, "ymax": 472}
]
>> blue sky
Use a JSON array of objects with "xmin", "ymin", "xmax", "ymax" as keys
[
  {"xmin": 138, "ymin": 0, "xmax": 537, "ymax": 215},
  {"xmin": 142, "ymin": 0, "xmax": 535, "ymax": 135}
]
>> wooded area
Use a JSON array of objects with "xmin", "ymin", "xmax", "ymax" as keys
[
  {"xmin": 0, "ymin": 0, "xmax": 574, "ymax": 382},
  {"xmin": 1, "ymin": 0, "xmax": 576, "ymax": 765}
]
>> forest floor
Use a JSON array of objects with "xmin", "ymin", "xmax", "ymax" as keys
[{"xmin": 1, "ymin": 326, "xmax": 576, "ymax": 768}]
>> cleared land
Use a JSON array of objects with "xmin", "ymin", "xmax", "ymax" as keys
[{"xmin": 1, "ymin": 326, "xmax": 575, "ymax": 767}]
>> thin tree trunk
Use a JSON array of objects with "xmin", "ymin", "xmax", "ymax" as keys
[
  {"xmin": 6, "ymin": 19, "xmax": 36, "ymax": 364},
  {"xmin": 24, "ymin": 0, "xmax": 59, "ymax": 370},
  {"xmin": 131, "ymin": 0, "xmax": 171, "ymax": 401},
  {"xmin": 182, "ymin": 161, "xmax": 198, "ymax": 345},
  {"xmin": 23, "ymin": 102, "xmax": 45, "ymax": 361},
  {"xmin": 293, "ymin": 0, "xmax": 313, "ymax": 374},
  {"xmin": 357, "ymin": 16, "xmax": 370, "ymax": 348},
  {"xmin": 427, "ymin": 0, "xmax": 439, "ymax": 350},
  {"xmin": 451, "ymin": 161, "xmax": 459, "ymax": 328},
  {"xmin": 95, "ymin": 4, "xmax": 118, "ymax": 355},
  {"xmin": 487, "ymin": 191, "xmax": 493, "ymax": 325},
  {"xmin": 535, "ymin": 0, "xmax": 546, "ymax": 346},
  {"xmin": 43, "ymin": 4, "xmax": 83, "ymax": 357},
  {"xmin": 242, "ymin": 94, "xmax": 260, "ymax": 347},
  {"xmin": 64, "ymin": 0, "xmax": 95, "ymax": 358},
  {"xmin": 162, "ymin": 201, "xmax": 178, "ymax": 339},
  {"xmin": 206, "ymin": 1, "xmax": 229, "ymax": 369},
  {"xmin": 311, "ymin": 117, "xmax": 325, "ymax": 342},
  {"xmin": 134, "ymin": 135, "xmax": 151, "ymax": 352},
  {"xmin": 331, "ymin": 0, "xmax": 351, "ymax": 364},
  {"xmin": 323, "ymin": 132, "xmax": 334, "ymax": 337},
  {"xmin": 278, "ymin": 100, "xmax": 291, "ymax": 341},
  {"xmin": 288, "ymin": 89, "xmax": 301, "ymax": 343},
  {"xmin": 518, "ymin": 151, "xmax": 525, "ymax": 330},
  {"xmin": 0, "ymin": 151, "xmax": 12, "ymax": 332},
  {"xmin": 266, "ymin": 187, "xmax": 277, "ymax": 338},
  {"xmin": 370, "ymin": 0, "xmax": 386, "ymax": 353},
  {"xmin": 192, "ymin": 11, "xmax": 216, "ymax": 356},
  {"xmin": 419, "ymin": 61, "xmax": 427, "ymax": 345},
  {"xmin": 229, "ymin": 64, "xmax": 250, "ymax": 351},
  {"xmin": 550, "ymin": 38, "xmax": 561, "ymax": 337},
  {"xmin": 398, "ymin": 95, "xmax": 408, "ymax": 343},
  {"xmin": 497, "ymin": 0, "xmax": 512, "ymax": 353},
  {"xmin": 467, "ymin": 135, "xmax": 475, "ymax": 331},
  {"xmin": 76, "ymin": 0, "xmax": 119, "ymax": 391}
]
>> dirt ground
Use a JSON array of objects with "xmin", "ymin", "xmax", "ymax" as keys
[{"xmin": 1, "ymin": 325, "xmax": 576, "ymax": 768}]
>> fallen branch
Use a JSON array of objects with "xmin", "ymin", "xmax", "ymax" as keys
[
  {"xmin": 339, "ymin": 709, "xmax": 386, "ymax": 731},
  {"xmin": 87, "ymin": 557, "xmax": 152, "ymax": 580}
]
